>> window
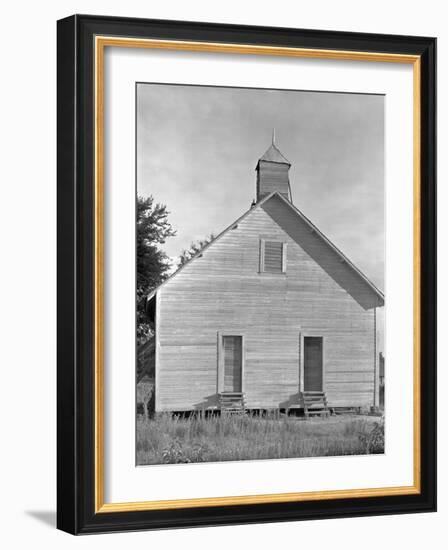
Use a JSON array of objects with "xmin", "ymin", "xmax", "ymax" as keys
[{"xmin": 260, "ymin": 239, "xmax": 287, "ymax": 273}]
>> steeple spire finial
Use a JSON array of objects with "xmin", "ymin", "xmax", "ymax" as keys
[{"xmin": 272, "ymin": 127, "xmax": 276, "ymax": 145}]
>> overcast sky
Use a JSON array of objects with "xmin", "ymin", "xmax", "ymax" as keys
[{"xmin": 137, "ymin": 83, "xmax": 384, "ymax": 293}]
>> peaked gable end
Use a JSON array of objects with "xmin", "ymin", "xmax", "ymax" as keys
[{"xmin": 147, "ymin": 192, "xmax": 383, "ymax": 315}]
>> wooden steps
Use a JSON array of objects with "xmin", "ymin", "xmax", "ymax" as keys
[
  {"xmin": 218, "ymin": 392, "xmax": 246, "ymax": 414},
  {"xmin": 302, "ymin": 391, "xmax": 329, "ymax": 418}
]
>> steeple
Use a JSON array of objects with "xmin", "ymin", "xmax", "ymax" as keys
[{"xmin": 256, "ymin": 130, "xmax": 291, "ymax": 202}]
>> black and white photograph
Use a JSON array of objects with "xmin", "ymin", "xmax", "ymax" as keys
[
  {"xmin": 136, "ymin": 83, "xmax": 385, "ymax": 466},
  {"xmin": 0, "ymin": 1, "xmax": 439, "ymax": 542}
]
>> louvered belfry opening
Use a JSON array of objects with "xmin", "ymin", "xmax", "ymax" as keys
[
  {"xmin": 256, "ymin": 133, "xmax": 291, "ymax": 202},
  {"xmin": 263, "ymin": 241, "xmax": 283, "ymax": 273}
]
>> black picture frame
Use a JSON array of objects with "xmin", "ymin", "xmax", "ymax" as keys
[{"xmin": 57, "ymin": 14, "xmax": 436, "ymax": 535}]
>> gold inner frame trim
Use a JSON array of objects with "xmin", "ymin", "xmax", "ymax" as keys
[{"xmin": 94, "ymin": 35, "xmax": 421, "ymax": 513}]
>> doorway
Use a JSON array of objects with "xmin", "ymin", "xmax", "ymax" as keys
[
  {"xmin": 303, "ymin": 336, "xmax": 323, "ymax": 391},
  {"xmin": 222, "ymin": 335, "xmax": 243, "ymax": 392}
]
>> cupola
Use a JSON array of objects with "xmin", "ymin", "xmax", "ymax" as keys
[{"xmin": 256, "ymin": 130, "xmax": 291, "ymax": 202}]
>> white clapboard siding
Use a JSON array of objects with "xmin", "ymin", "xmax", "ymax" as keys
[
  {"xmin": 257, "ymin": 161, "xmax": 290, "ymax": 201},
  {"xmin": 156, "ymin": 195, "xmax": 379, "ymax": 411}
]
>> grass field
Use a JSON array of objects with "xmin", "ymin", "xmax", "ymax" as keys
[{"xmin": 136, "ymin": 413, "xmax": 384, "ymax": 465}]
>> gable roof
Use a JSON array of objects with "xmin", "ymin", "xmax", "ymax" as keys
[
  {"xmin": 146, "ymin": 192, "xmax": 384, "ymax": 312},
  {"xmin": 257, "ymin": 143, "xmax": 291, "ymax": 166}
]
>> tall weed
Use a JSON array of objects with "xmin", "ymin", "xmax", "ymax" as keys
[{"xmin": 136, "ymin": 413, "xmax": 385, "ymax": 465}]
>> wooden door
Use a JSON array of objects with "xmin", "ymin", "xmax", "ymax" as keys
[
  {"xmin": 223, "ymin": 335, "xmax": 242, "ymax": 392},
  {"xmin": 304, "ymin": 337, "xmax": 323, "ymax": 391}
]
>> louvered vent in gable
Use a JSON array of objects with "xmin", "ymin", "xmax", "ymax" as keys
[{"xmin": 260, "ymin": 239, "xmax": 287, "ymax": 273}]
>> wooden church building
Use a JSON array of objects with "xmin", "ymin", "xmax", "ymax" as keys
[{"xmin": 146, "ymin": 137, "xmax": 384, "ymax": 414}]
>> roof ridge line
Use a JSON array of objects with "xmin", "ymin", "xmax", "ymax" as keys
[{"xmin": 271, "ymin": 192, "xmax": 385, "ymax": 299}]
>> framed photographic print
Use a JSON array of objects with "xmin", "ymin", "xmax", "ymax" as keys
[{"xmin": 57, "ymin": 14, "xmax": 436, "ymax": 534}]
